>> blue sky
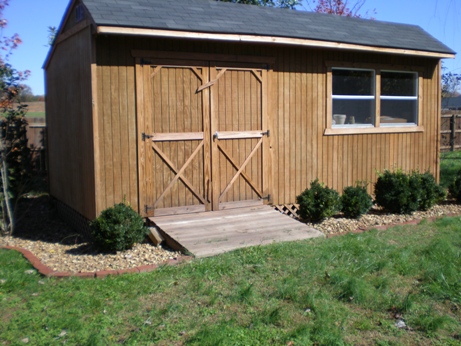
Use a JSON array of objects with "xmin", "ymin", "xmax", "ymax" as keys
[{"xmin": 2, "ymin": 0, "xmax": 460, "ymax": 95}]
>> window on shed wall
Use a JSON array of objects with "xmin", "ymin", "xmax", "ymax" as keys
[
  {"xmin": 326, "ymin": 64, "xmax": 422, "ymax": 135},
  {"xmin": 380, "ymin": 71, "xmax": 418, "ymax": 126},
  {"xmin": 332, "ymin": 68, "xmax": 375, "ymax": 127}
]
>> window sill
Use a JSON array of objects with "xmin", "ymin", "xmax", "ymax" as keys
[{"xmin": 324, "ymin": 126, "xmax": 424, "ymax": 136}]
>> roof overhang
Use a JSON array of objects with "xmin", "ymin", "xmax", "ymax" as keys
[{"xmin": 97, "ymin": 25, "xmax": 456, "ymax": 60}]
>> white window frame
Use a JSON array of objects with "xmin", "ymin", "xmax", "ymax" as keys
[
  {"xmin": 325, "ymin": 62, "xmax": 424, "ymax": 135},
  {"xmin": 332, "ymin": 67, "xmax": 375, "ymax": 129},
  {"xmin": 380, "ymin": 70, "xmax": 419, "ymax": 127}
]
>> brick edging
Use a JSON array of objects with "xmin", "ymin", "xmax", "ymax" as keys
[
  {"xmin": 3, "ymin": 213, "xmax": 460, "ymax": 276},
  {"xmin": 0, "ymin": 245, "xmax": 193, "ymax": 278}
]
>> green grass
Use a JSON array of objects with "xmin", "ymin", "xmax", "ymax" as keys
[
  {"xmin": 26, "ymin": 112, "xmax": 45, "ymax": 118},
  {"xmin": 0, "ymin": 112, "xmax": 45, "ymax": 119},
  {"xmin": 440, "ymin": 150, "xmax": 461, "ymax": 188},
  {"xmin": 2, "ymin": 219, "xmax": 461, "ymax": 345}
]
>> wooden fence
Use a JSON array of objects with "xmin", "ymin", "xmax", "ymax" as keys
[
  {"xmin": 441, "ymin": 114, "xmax": 461, "ymax": 151},
  {"xmin": 26, "ymin": 118, "xmax": 46, "ymax": 172}
]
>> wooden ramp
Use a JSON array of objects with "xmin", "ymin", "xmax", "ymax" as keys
[{"xmin": 149, "ymin": 205, "xmax": 324, "ymax": 258}]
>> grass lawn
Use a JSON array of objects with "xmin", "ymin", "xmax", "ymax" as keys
[
  {"xmin": 26, "ymin": 112, "xmax": 45, "ymax": 118},
  {"xmin": 440, "ymin": 150, "xmax": 461, "ymax": 188},
  {"xmin": 2, "ymin": 218, "xmax": 461, "ymax": 345}
]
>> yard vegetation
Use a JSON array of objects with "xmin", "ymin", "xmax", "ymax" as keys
[
  {"xmin": 2, "ymin": 217, "xmax": 461, "ymax": 345},
  {"xmin": 441, "ymin": 150, "xmax": 461, "ymax": 188}
]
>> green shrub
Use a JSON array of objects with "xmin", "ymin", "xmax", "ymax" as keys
[
  {"xmin": 413, "ymin": 171, "xmax": 447, "ymax": 210},
  {"xmin": 375, "ymin": 169, "xmax": 445, "ymax": 214},
  {"xmin": 90, "ymin": 203, "xmax": 149, "ymax": 252},
  {"xmin": 340, "ymin": 183, "xmax": 373, "ymax": 219},
  {"xmin": 296, "ymin": 179, "xmax": 340, "ymax": 222},
  {"xmin": 449, "ymin": 169, "xmax": 461, "ymax": 203}
]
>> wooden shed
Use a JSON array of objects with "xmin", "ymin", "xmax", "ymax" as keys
[{"xmin": 44, "ymin": 0, "xmax": 455, "ymax": 225}]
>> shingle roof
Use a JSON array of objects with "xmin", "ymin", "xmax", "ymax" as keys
[{"xmin": 80, "ymin": 0, "xmax": 455, "ymax": 56}]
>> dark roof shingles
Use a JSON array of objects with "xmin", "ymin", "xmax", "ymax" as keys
[{"xmin": 81, "ymin": 0, "xmax": 455, "ymax": 55}]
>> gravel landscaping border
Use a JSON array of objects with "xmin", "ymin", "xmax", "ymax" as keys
[
  {"xmin": 2, "ymin": 196, "xmax": 461, "ymax": 278},
  {"xmin": 0, "ymin": 245, "xmax": 193, "ymax": 278}
]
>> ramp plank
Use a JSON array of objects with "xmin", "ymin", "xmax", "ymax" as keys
[{"xmin": 149, "ymin": 205, "xmax": 324, "ymax": 257}]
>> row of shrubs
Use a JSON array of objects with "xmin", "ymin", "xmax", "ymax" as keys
[
  {"xmin": 296, "ymin": 169, "xmax": 449, "ymax": 223},
  {"xmin": 89, "ymin": 168, "xmax": 461, "ymax": 253}
]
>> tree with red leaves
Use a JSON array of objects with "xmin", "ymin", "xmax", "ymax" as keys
[
  {"xmin": 0, "ymin": 0, "xmax": 32, "ymax": 235},
  {"xmin": 307, "ymin": 0, "xmax": 375, "ymax": 18},
  {"xmin": 217, "ymin": 0, "xmax": 300, "ymax": 9}
]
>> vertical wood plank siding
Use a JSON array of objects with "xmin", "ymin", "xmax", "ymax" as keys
[
  {"xmin": 95, "ymin": 37, "xmax": 139, "ymax": 214},
  {"xmin": 46, "ymin": 27, "xmax": 96, "ymax": 219},
  {"xmin": 88, "ymin": 36, "xmax": 440, "ymax": 215}
]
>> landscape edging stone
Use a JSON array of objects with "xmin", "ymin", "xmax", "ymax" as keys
[
  {"xmin": 0, "ymin": 245, "xmax": 193, "ymax": 278},
  {"xmin": 2, "ymin": 213, "xmax": 459, "ymax": 276}
]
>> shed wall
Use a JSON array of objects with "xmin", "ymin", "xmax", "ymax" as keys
[
  {"xmin": 94, "ymin": 36, "xmax": 441, "ymax": 215},
  {"xmin": 46, "ymin": 26, "xmax": 96, "ymax": 219}
]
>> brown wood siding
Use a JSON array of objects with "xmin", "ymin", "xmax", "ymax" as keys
[
  {"xmin": 61, "ymin": 1, "xmax": 89, "ymax": 34},
  {"xmin": 93, "ymin": 36, "xmax": 441, "ymax": 213},
  {"xmin": 46, "ymin": 26, "xmax": 96, "ymax": 219},
  {"xmin": 95, "ymin": 36, "xmax": 138, "ymax": 215}
]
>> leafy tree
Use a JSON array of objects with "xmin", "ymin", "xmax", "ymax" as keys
[
  {"xmin": 442, "ymin": 70, "xmax": 461, "ymax": 98},
  {"xmin": 0, "ymin": 0, "xmax": 32, "ymax": 235},
  {"xmin": 47, "ymin": 26, "xmax": 57, "ymax": 47},
  {"xmin": 306, "ymin": 0, "xmax": 376, "ymax": 18},
  {"xmin": 16, "ymin": 84, "xmax": 33, "ymax": 102},
  {"xmin": 217, "ymin": 0, "xmax": 300, "ymax": 9}
]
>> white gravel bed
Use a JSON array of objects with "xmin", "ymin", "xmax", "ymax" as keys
[
  {"xmin": 2, "ymin": 198, "xmax": 461, "ymax": 274},
  {"xmin": 306, "ymin": 203, "xmax": 461, "ymax": 235},
  {"xmin": 1, "ymin": 237, "xmax": 182, "ymax": 273}
]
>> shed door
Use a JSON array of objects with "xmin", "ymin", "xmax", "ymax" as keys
[
  {"xmin": 137, "ymin": 60, "xmax": 269, "ymax": 217},
  {"xmin": 210, "ymin": 65, "xmax": 268, "ymax": 210},
  {"xmin": 137, "ymin": 61, "xmax": 211, "ymax": 217}
]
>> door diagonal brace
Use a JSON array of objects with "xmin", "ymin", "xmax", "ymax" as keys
[
  {"xmin": 218, "ymin": 138, "xmax": 263, "ymax": 201},
  {"xmin": 151, "ymin": 140, "xmax": 205, "ymax": 207},
  {"xmin": 196, "ymin": 68, "xmax": 227, "ymax": 92}
]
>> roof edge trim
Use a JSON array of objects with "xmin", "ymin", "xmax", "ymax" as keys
[{"xmin": 96, "ymin": 26, "xmax": 455, "ymax": 59}]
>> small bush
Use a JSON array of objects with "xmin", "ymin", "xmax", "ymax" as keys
[
  {"xmin": 375, "ymin": 169, "xmax": 445, "ymax": 214},
  {"xmin": 90, "ymin": 203, "xmax": 149, "ymax": 252},
  {"xmin": 340, "ymin": 183, "xmax": 373, "ymax": 219},
  {"xmin": 296, "ymin": 179, "xmax": 340, "ymax": 222},
  {"xmin": 414, "ymin": 171, "xmax": 447, "ymax": 210},
  {"xmin": 449, "ymin": 169, "xmax": 461, "ymax": 203},
  {"xmin": 375, "ymin": 169, "xmax": 417, "ymax": 214}
]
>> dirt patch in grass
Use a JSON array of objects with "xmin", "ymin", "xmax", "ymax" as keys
[{"xmin": 17, "ymin": 102, "xmax": 45, "ymax": 113}]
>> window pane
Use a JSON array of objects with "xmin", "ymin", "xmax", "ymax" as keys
[
  {"xmin": 333, "ymin": 99, "xmax": 375, "ymax": 125},
  {"xmin": 333, "ymin": 69, "xmax": 374, "ymax": 96},
  {"xmin": 381, "ymin": 72, "xmax": 417, "ymax": 96},
  {"xmin": 381, "ymin": 99, "xmax": 417, "ymax": 124}
]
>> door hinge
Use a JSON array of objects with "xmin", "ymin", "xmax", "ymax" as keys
[
  {"xmin": 140, "ymin": 58, "xmax": 152, "ymax": 67},
  {"xmin": 261, "ymin": 130, "xmax": 270, "ymax": 137},
  {"xmin": 144, "ymin": 205, "xmax": 155, "ymax": 214},
  {"xmin": 142, "ymin": 132, "xmax": 153, "ymax": 141},
  {"xmin": 261, "ymin": 194, "xmax": 271, "ymax": 201}
]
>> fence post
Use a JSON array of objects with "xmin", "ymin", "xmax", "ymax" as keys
[{"xmin": 451, "ymin": 114, "xmax": 456, "ymax": 152}]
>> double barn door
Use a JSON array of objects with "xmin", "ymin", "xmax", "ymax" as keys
[{"xmin": 136, "ymin": 58, "xmax": 270, "ymax": 217}]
